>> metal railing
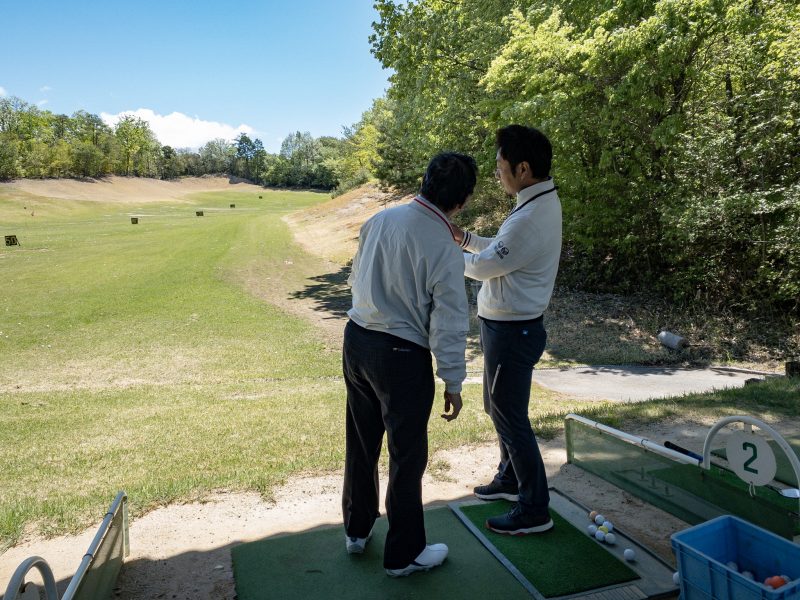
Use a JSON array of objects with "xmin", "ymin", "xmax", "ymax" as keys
[{"xmin": 3, "ymin": 491, "xmax": 128, "ymax": 600}]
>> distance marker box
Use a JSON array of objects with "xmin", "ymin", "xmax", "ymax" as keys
[{"xmin": 672, "ymin": 515, "xmax": 800, "ymax": 600}]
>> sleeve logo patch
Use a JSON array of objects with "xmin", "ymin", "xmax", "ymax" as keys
[{"xmin": 494, "ymin": 240, "xmax": 510, "ymax": 259}]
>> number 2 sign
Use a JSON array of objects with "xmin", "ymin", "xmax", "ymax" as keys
[{"xmin": 726, "ymin": 431, "xmax": 777, "ymax": 486}]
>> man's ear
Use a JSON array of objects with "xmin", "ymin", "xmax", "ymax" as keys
[{"xmin": 515, "ymin": 161, "xmax": 532, "ymax": 178}]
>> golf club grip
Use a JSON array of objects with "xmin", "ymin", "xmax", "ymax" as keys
[{"xmin": 664, "ymin": 440, "xmax": 703, "ymax": 462}]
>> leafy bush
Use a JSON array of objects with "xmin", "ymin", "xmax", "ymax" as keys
[{"xmin": 371, "ymin": 0, "xmax": 800, "ymax": 316}]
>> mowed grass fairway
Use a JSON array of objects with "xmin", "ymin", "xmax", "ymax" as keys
[
  {"xmin": 0, "ymin": 184, "xmax": 513, "ymax": 551},
  {"xmin": 4, "ymin": 183, "xmax": 795, "ymax": 555}
]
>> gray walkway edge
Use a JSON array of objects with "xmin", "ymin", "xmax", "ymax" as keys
[{"xmin": 466, "ymin": 365, "xmax": 776, "ymax": 402}]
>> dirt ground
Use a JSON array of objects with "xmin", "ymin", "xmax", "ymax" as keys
[
  {"xmin": 0, "ymin": 175, "xmax": 263, "ymax": 204},
  {"xmin": 0, "ymin": 180, "xmax": 785, "ymax": 599}
]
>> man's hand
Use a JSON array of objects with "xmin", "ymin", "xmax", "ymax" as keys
[{"xmin": 441, "ymin": 391, "xmax": 463, "ymax": 422}]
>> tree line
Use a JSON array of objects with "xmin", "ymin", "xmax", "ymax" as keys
[
  {"xmin": 367, "ymin": 0, "xmax": 800, "ymax": 317},
  {"xmin": 0, "ymin": 96, "xmax": 378, "ymax": 193}
]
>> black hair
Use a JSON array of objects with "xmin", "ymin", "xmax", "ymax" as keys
[
  {"xmin": 496, "ymin": 125, "xmax": 552, "ymax": 179},
  {"xmin": 419, "ymin": 152, "xmax": 478, "ymax": 212}
]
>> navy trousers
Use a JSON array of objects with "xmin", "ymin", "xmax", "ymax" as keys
[
  {"xmin": 342, "ymin": 320, "xmax": 435, "ymax": 569},
  {"xmin": 480, "ymin": 316, "xmax": 550, "ymax": 516}
]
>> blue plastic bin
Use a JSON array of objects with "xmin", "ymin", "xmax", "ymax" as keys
[{"xmin": 671, "ymin": 515, "xmax": 800, "ymax": 599}]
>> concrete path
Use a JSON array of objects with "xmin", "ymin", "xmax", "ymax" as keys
[{"xmin": 531, "ymin": 365, "xmax": 767, "ymax": 402}]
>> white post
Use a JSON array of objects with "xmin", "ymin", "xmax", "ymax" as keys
[{"xmin": 701, "ymin": 415, "xmax": 800, "ymax": 513}]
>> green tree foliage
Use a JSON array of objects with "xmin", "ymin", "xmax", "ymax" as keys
[
  {"xmin": 234, "ymin": 133, "xmax": 258, "ymax": 180},
  {"xmin": 199, "ymin": 138, "xmax": 235, "ymax": 174},
  {"xmin": 371, "ymin": 0, "xmax": 800, "ymax": 315},
  {"xmin": 159, "ymin": 146, "xmax": 180, "ymax": 180},
  {"xmin": 0, "ymin": 134, "xmax": 20, "ymax": 179},
  {"xmin": 114, "ymin": 115, "xmax": 160, "ymax": 176},
  {"xmin": 276, "ymin": 131, "xmax": 326, "ymax": 187},
  {"xmin": 0, "ymin": 96, "xmax": 377, "ymax": 193}
]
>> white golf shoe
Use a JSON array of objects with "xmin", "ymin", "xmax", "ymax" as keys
[
  {"xmin": 345, "ymin": 529, "xmax": 373, "ymax": 554},
  {"xmin": 385, "ymin": 543, "xmax": 448, "ymax": 577}
]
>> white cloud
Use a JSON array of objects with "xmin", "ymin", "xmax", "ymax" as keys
[
  {"xmin": 40, "ymin": 85, "xmax": 52, "ymax": 93},
  {"xmin": 101, "ymin": 108, "xmax": 254, "ymax": 150},
  {"xmin": 0, "ymin": 86, "xmax": 7, "ymax": 97},
  {"xmin": 37, "ymin": 99, "xmax": 48, "ymax": 106}
]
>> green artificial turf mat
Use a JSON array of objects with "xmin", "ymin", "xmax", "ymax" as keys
[
  {"xmin": 459, "ymin": 500, "xmax": 638, "ymax": 597},
  {"xmin": 231, "ymin": 506, "xmax": 531, "ymax": 599}
]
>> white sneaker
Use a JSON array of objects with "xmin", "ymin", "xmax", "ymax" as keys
[
  {"xmin": 385, "ymin": 543, "xmax": 448, "ymax": 577},
  {"xmin": 345, "ymin": 529, "xmax": 373, "ymax": 554}
]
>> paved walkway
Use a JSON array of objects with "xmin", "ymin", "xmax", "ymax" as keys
[{"xmin": 530, "ymin": 365, "xmax": 768, "ymax": 402}]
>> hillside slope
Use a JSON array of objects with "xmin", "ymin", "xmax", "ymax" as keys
[
  {"xmin": 284, "ymin": 183, "xmax": 409, "ymax": 265},
  {"xmin": 0, "ymin": 175, "xmax": 262, "ymax": 204},
  {"xmin": 283, "ymin": 184, "xmax": 789, "ymax": 370}
]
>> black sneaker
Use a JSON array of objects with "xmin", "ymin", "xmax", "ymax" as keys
[
  {"xmin": 485, "ymin": 504, "xmax": 553, "ymax": 535},
  {"xmin": 474, "ymin": 480, "xmax": 519, "ymax": 502}
]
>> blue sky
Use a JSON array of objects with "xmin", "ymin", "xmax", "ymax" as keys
[{"xmin": 0, "ymin": 1, "xmax": 390, "ymax": 152}]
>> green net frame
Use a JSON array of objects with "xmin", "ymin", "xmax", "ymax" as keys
[{"xmin": 565, "ymin": 416, "xmax": 800, "ymax": 540}]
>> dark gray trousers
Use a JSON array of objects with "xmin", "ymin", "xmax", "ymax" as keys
[
  {"xmin": 480, "ymin": 316, "xmax": 550, "ymax": 516},
  {"xmin": 342, "ymin": 320, "xmax": 434, "ymax": 569}
]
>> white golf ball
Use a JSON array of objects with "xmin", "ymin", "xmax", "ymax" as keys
[
  {"xmin": 726, "ymin": 561, "xmax": 739, "ymax": 572},
  {"xmin": 624, "ymin": 548, "xmax": 636, "ymax": 562},
  {"xmin": 673, "ymin": 572, "xmax": 681, "ymax": 585},
  {"xmin": 604, "ymin": 532, "xmax": 616, "ymax": 545},
  {"xmin": 594, "ymin": 514, "xmax": 605, "ymax": 525},
  {"xmin": 603, "ymin": 520, "xmax": 614, "ymax": 532},
  {"xmin": 588, "ymin": 524, "xmax": 598, "ymax": 536},
  {"xmin": 742, "ymin": 571, "xmax": 754, "ymax": 580},
  {"xmin": 595, "ymin": 530, "xmax": 606, "ymax": 542}
]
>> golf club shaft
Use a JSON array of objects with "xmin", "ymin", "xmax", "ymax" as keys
[{"xmin": 664, "ymin": 440, "xmax": 703, "ymax": 462}]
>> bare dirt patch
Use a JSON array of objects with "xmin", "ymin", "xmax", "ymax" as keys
[
  {"xmin": 283, "ymin": 183, "xmax": 408, "ymax": 264},
  {"xmin": 0, "ymin": 175, "xmax": 262, "ymax": 204},
  {"xmin": 231, "ymin": 183, "xmax": 409, "ymax": 353}
]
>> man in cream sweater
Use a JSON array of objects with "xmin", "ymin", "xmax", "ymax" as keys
[
  {"xmin": 453, "ymin": 125, "xmax": 562, "ymax": 535},
  {"xmin": 343, "ymin": 152, "xmax": 476, "ymax": 575}
]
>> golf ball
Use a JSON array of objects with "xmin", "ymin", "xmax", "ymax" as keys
[
  {"xmin": 589, "ymin": 510, "xmax": 598, "ymax": 521},
  {"xmin": 726, "ymin": 561, "xmax": 739, "ymax": 572},
  {"xmin": 602, "ymin": 520, "xmax": 614, "ymax": 532},
  {"xmin": 594, "ymin": 530, "xmax": 606, "ymax": 542},
  {"xmin": 624, "ymin": 548, "xmax": 636, "ymax": 562},
  {"xmin": 673, "ymin": 572, "xmax": 681, "ymax": 585},
  {"xmin": 604, "ymin": 532, "xmax": 616, "ymax": 545},
  {"xmin": 588, "ymin": 524, "xmax": 598, "ymax": 536},
  {"xmin": 742, "ymin": 571, "xmax": 754, "ymax": 580},
  {"xmin": 594, "ymin": 514, "xmax": 605, "ymax": 525},
  {"xmin": 598, "ymin": 525, "xmax": 609, "ymax": 534}
]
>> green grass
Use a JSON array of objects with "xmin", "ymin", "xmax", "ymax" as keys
[
  {"xmin": 537, "ymin": 376, "xmax": 800, "ymax": 439},
  {"xmin": 1, "ymin": 190, "xmax": 335, "ymax": 387},
  {"xmin": 0, "ymin": 187, "xmax": 357, "ymax": 548},
  {"xmin": 1, "ymin": 185, "xmax": 798, "ymax": 553}
]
